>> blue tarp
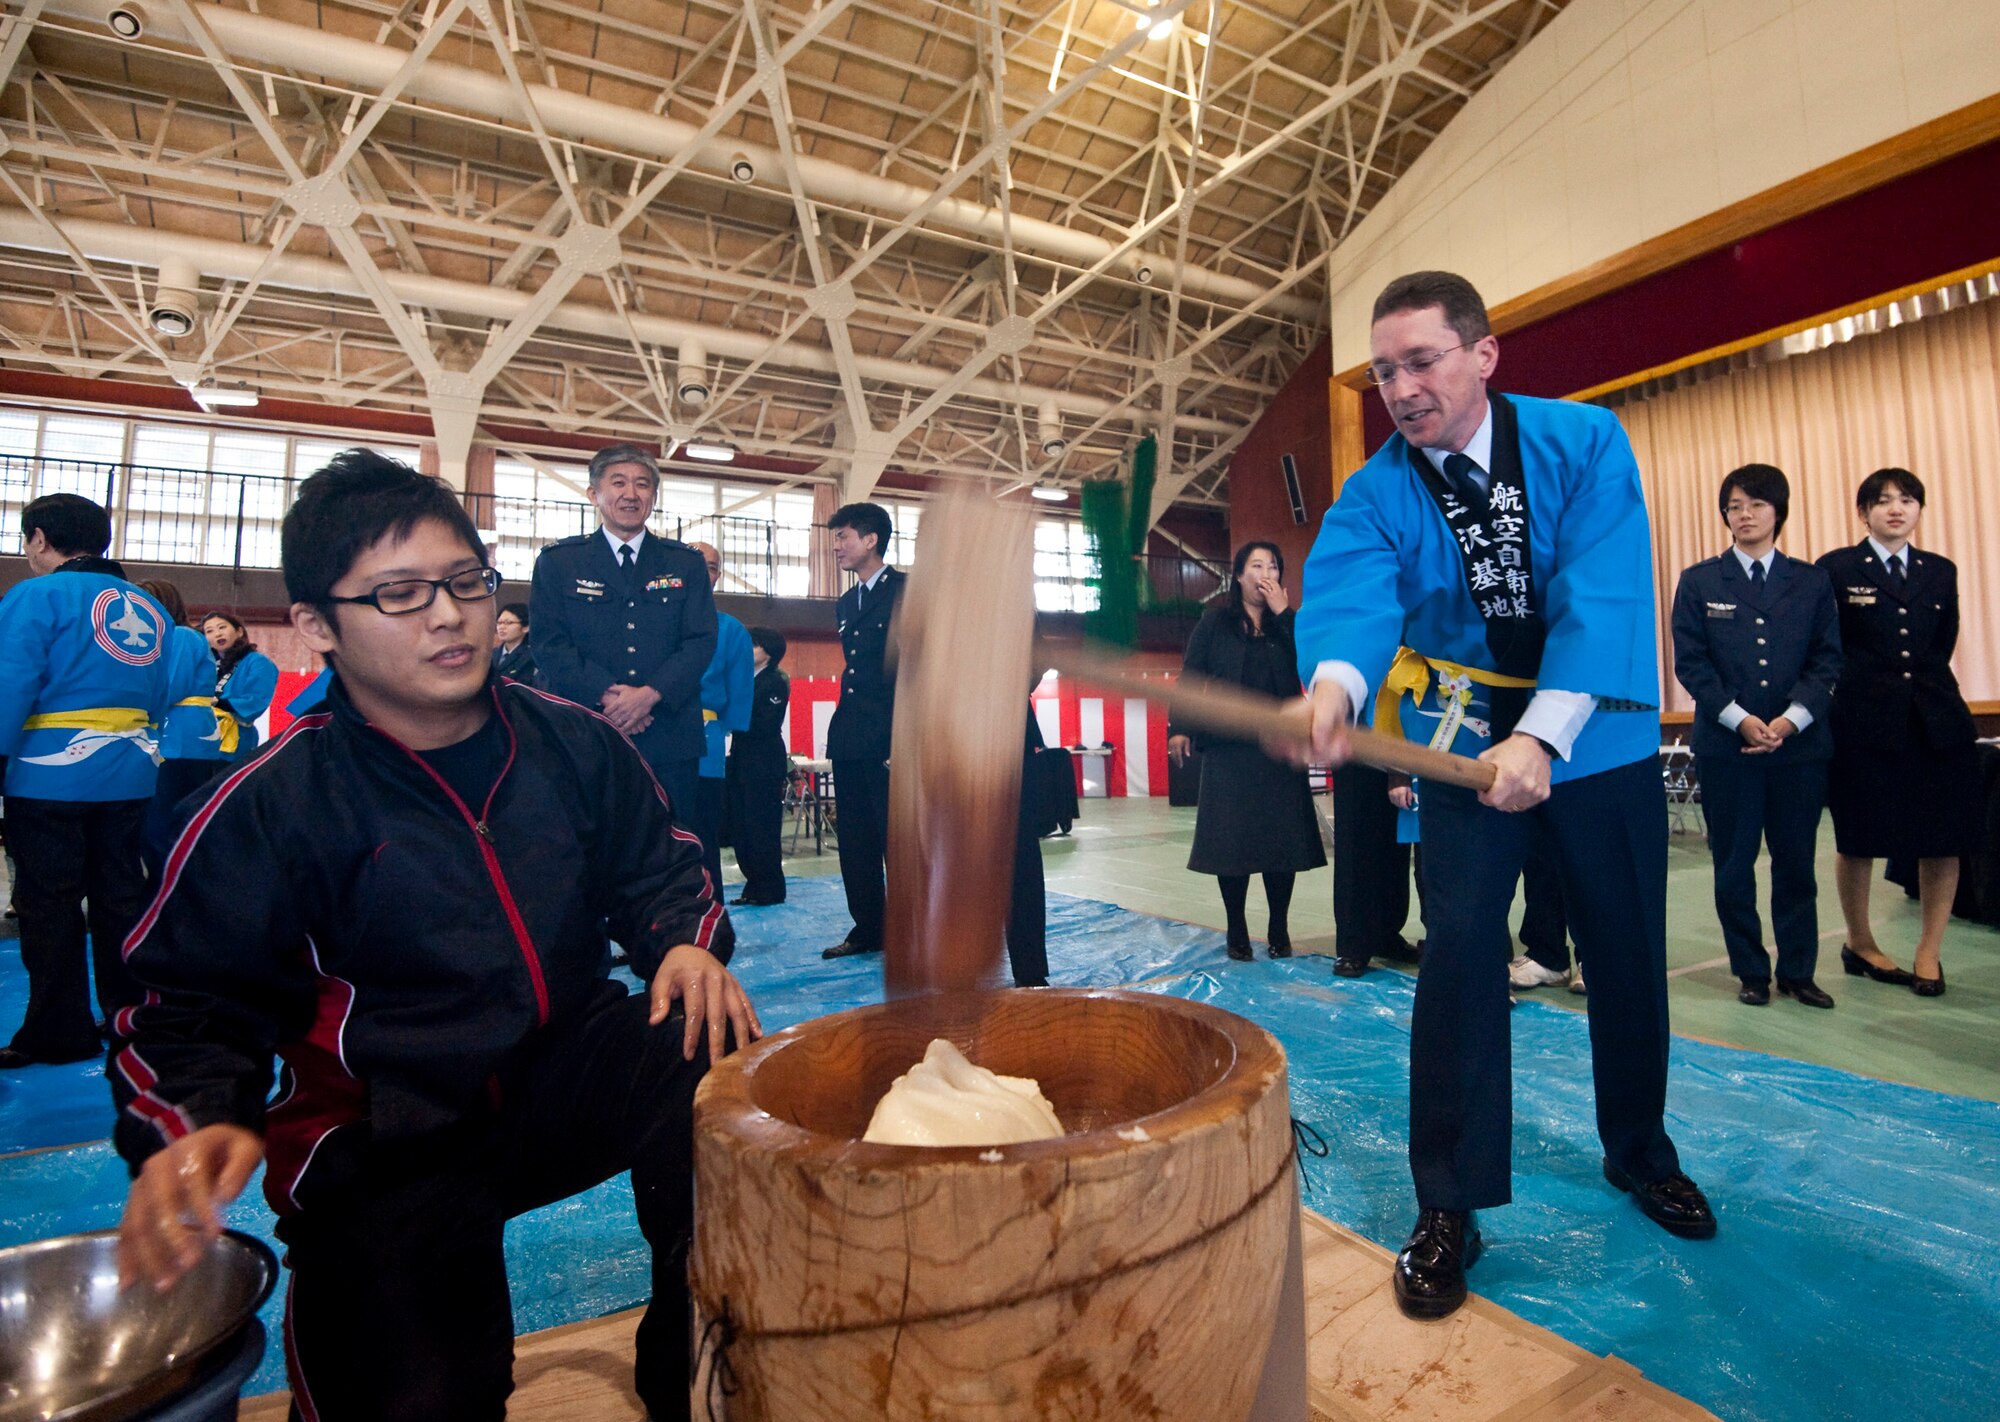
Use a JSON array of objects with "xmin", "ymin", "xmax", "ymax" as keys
[{"xmin": 3, "ymin": 878, "xmax": 1997, "ymax": 1417}]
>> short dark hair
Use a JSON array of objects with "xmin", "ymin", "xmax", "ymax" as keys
[
  {"xmin": 828, "ymin": 501, "xmax": 893, "ymax": 557},
  {"xmin": 499, "ymin": 601, "xmax": 530, "ymax": 625},
  {"xmin": 1856, "ymin": 467, "xmax": 1925, "ymax": 511},
  {"xmin": 1371, "ymin": 271, "xmax": 1492, "ymax": 346},
  {"xmin": 749, "ymin": 625, "xmax": 787, "ymax": 664},
  {"xmin": 282, "ymin": 449, "xmax": 486, "ymax": 608},
  {"xmin": 135, "ymin": 578, "xmax": 187, "ymax": 626},
  {"xmin": 1718, "ymin": 463, "xmax": 1790, "ymax": 536},
  {"xmin": 589, "ymin": 443, "xmax": 660, "ymax": 487},
  {"xmin": 21, "ymin": 492, "xmax": 111, "ymax": 557}
]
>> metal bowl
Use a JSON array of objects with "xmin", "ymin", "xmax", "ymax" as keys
[{"xmin": 0, "ymin": 1228, "xmax": 277, "ymax": 1422}]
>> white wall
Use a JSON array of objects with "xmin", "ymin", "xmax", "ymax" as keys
[{"xmin": 1324, "ymin": 0, "xmax": 2000, "ymax": 368}]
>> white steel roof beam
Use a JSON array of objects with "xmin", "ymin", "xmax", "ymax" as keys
[{"xmin": 37, "ymin": 0, "xmax": 1314, "ymax": 319}]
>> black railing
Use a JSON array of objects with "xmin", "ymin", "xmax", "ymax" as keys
[{"xmin": 0, "ymin": 455, "xmax": 1207, "ymax": 622}]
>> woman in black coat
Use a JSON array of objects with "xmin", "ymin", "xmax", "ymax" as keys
[
  {"xmin": 1169, "ymin": 541, "xmax": 1325, "ymax": 961},
  {"xmin": 1816, "ymin": 468, "xmax": 1979, "ymax": 997}
]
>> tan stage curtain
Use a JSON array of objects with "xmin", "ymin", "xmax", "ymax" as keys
[{"xmin": 1614, "ymin": 295, "xmax": 2000, "ymax": 712}]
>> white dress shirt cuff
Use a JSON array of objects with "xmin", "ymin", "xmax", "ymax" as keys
[
  {"xmin": 1781, "ymin": 702, "xmax": 1813, "ymax": 733},
  {"xmin": 1718, "ymin": 701, "xmax": 1748, "ymax": 732},
  {"xmin": 1513, "ymin": 690, "xmax": 1595, "ymax": 761},
  {"xmin": 1309, "ymin": 661, "xmax": 1369, "ymax": 723}
]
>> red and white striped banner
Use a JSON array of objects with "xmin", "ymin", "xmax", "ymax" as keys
[{"xmin": 786, "ymin": 673, "xmax": 1178, "ymax": 796}]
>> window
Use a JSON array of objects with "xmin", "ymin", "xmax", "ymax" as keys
[{"xmin": 1034, "ymin": 517, "xmax": 1099, "ymax": 612}]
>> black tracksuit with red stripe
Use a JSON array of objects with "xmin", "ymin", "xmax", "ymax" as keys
[{"xmin": 109, "ymin": 674, "xmax": 734, "ymax": 1421}]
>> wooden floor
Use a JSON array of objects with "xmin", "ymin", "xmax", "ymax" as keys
[{"xmin": 240, "ymin": 1210, "xmax": 1716, "ymax": 1421}]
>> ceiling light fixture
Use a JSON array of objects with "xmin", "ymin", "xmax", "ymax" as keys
[
  {"xmin": 186, "ymin": 380, "xmax": 259, "ymax": 408},
  {"xmin": 681, "ymin": 439, "xmax": 737, "ymax": 463},
  {"xmin": 1030, "ymin": 482, "xmax": 1068, "ymax": 502}
]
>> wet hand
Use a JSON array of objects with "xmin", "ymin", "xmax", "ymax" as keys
[
  {"xmin": 650, "ymin": 944, "xmax": 763, "ymax": 1061},
  {"xmin": 118, "ymin": 1124, "xmax": 263, "ymax": 1293}
]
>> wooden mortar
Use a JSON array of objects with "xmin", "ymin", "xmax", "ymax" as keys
[{"xmin": 689, "ymin": 988, "xmax": 1297, "ymax": 1420}]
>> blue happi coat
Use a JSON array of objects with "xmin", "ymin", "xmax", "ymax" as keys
[
  {"xmin": 698, "ymin": 611, "xmax": 754, "ymax": 779},
  {"xmin": 1296, "ymin": 394, "xmax": 1660, "ymax": 784},
  {"xmin": 158, "ymin": 625, "xmax": 228, "ymax": 762},
  {"xmin": 216, "ymin": 649, "xmax": 279, "ymax": 760},
  {"xmin": 0, "ymin": 568, "xmax": 204, "ymax": 800}
]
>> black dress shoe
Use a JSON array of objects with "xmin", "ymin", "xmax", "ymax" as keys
[
  {"xmin": 1377, "ymin": 937, "xmax": 1423, "ymax": 966},
  {"xmin": 1267, "ymin": 938, "xmax": 1293, "ymax": 959},
  {"xmin": 1224, "ymin": 939, "xmax": 1253, "ymax": 962},
  {"xmin": 0, "ymin": 1048, "xmax": 36, "ymax": 1070},
  {"xmin": 1777, "ymin": 978, "xmax": 1835, "ymax": 1009},
  {"xmin": 1840, "ymin": 945, "xmax": 1914, "ymax": 985},
  {"xmin": 823, "ymin": 938, "xmax": 881, "ymax": 959},
  {"xmin": 1737, "ymin": 979, "xmax": 1770, "ymax": 1006},
  {"xmin": 1392, "ymin": 1208, "xmax": 1481, "ymax": 1320},
  {"xmin": 1332, "ymin": 958, "xmax": 1370, "ymax": 979},
  {"xmin": 1911, "ymin": 971, "xmax": 1946, "ymax": 998},
  {"xmin": 1603, "ymin": 1161, "xmax": 1717, "ymax": 1239},
  {"xmin": 731, "ymin": 893, "xmax": 784, "ymax": 907}
]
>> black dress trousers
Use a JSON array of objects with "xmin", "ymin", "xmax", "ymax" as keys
[
  {"xmin": 1331, "ymin": 762, "xmax": 1413, "ymax": 963},
  {"xmin": 1695, "ymin": 753, "xmax": 1827, "ymax": 983},
  {"xmin": 831, "ymin": 756, "xmax": 891, "ymax": 953},
  {"xmin": 1412, "ymin": 757, "xmax": 1679, "ymax": 1210}
]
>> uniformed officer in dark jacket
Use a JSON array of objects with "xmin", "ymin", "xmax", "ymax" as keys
[
  {"xmin": 492, "ymin": 602, "xmax": 537, "ymax": 683},
  {"xmin": 822, "ymin": 501, "xmax": 904, "ymax": 958},
  {"xmin": 1816, "ymin": 467, "xmax": 1979, "ymax": 997},
  {"xmin": 530, "ymin": 444, "xmax": 716, "ymax": 816},
  {"xmin": 726, "ymin": 626, "xmax": 791, "ymax": 906},
  {"xmin": 1671, "ymin": 464, "xmax": 1842, "ymax": 1008}
]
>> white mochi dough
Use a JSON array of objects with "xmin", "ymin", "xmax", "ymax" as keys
[{"xmin": 861, "ymin": 1038, "xmax": 1065, "ymax": 1147}]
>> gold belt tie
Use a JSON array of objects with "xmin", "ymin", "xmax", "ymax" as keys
[{"xmin": 1374, "ymin": 647, "xmax": 1536, "ymax": 752}]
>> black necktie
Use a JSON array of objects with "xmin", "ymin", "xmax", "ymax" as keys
[
  {"xmin": 619, "ymin": 544, "xmax": 635, "ymax": 573},
  {"xmin": 1441, "ymin": 451, "xmax": 1484, "ymax": 507},
  {"xmin": 1749, "ymin": 560, "xmax": 1765, "ymax": 590},
  {"xmin": 855, "ymin": 581, "xmax": 867, "ymax": 612},
  {"xmin": 1889, "ymin": 555, "xmax": 1906, "ymax": 588}
]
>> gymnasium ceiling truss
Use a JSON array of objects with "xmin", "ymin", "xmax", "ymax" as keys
[{"xmin": 0, "ymin": 0, "xmax": 1565, "ymax": 514}]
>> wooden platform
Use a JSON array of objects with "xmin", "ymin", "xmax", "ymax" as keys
[{"xmin": 241, "ymin": 1210, "xmax": 1718, "ymax": 1421}]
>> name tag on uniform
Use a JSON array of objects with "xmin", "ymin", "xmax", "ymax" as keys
[
  {"xmin": 1705, "ymin": 602, "xmax": 1736, "ymax": 619},
  {"xmin": 645, "ymin": 576, "xmax": 684, "ymax": 591},
  {"xmin": 1845, "ymin": 585, "xmax": 1875, "ymax": 606},
  {"xmin": 573, "ymin": 578, "xmax": 605, "ymax": 598}
]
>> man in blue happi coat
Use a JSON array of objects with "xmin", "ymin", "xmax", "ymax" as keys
[
  {"xmin": 1299, "ymin": 272, "xmax": 1714, "ymax": 1321},
  {"xmin": 0, "ymin": 494, "xmax": 202, "ymax": 1066}
]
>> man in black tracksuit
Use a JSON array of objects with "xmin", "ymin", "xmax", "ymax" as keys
[{"xmin": 109, "ymin": 451, "xmax": 758, "ymax": 1422}]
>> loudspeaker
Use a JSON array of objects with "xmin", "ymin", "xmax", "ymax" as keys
[{"xmin": 1281, "ymin": 453, "xmax": 1307, "ymax": 525}]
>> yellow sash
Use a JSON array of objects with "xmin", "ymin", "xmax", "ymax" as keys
[
  {"xmin": 174, "ymin": 695, "xmax": 240, "ymax": 755},
  {"xmin": 702, "ymin": 709, "xmax": 719, "ymax": 723},
  {"xmin": 1373, "ymin": 647, "xmax": 1536, "ymax": 750},
  {"xmin": 23, "ymin": 707, "xmax": 152, "ymax": 733},
  {"xmin": 20, "ymin": 706, "xmax": 164, "ymax": 765}
]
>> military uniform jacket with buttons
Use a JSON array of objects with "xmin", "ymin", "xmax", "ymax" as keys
[
  {"xmin": 826, "ymin": 567, "xmax": 904, "ymax": 761},
  {"xmin": 1670, "ymin": 551, "xmax": 1841, "ymax": 762},
  {"xmin": 529, "ymin": 531, "xmax": 718, "ymax": 761},
  {"xmin": 1815, "ymin": 541, "xmax": 1976, "ymax": 754}
]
